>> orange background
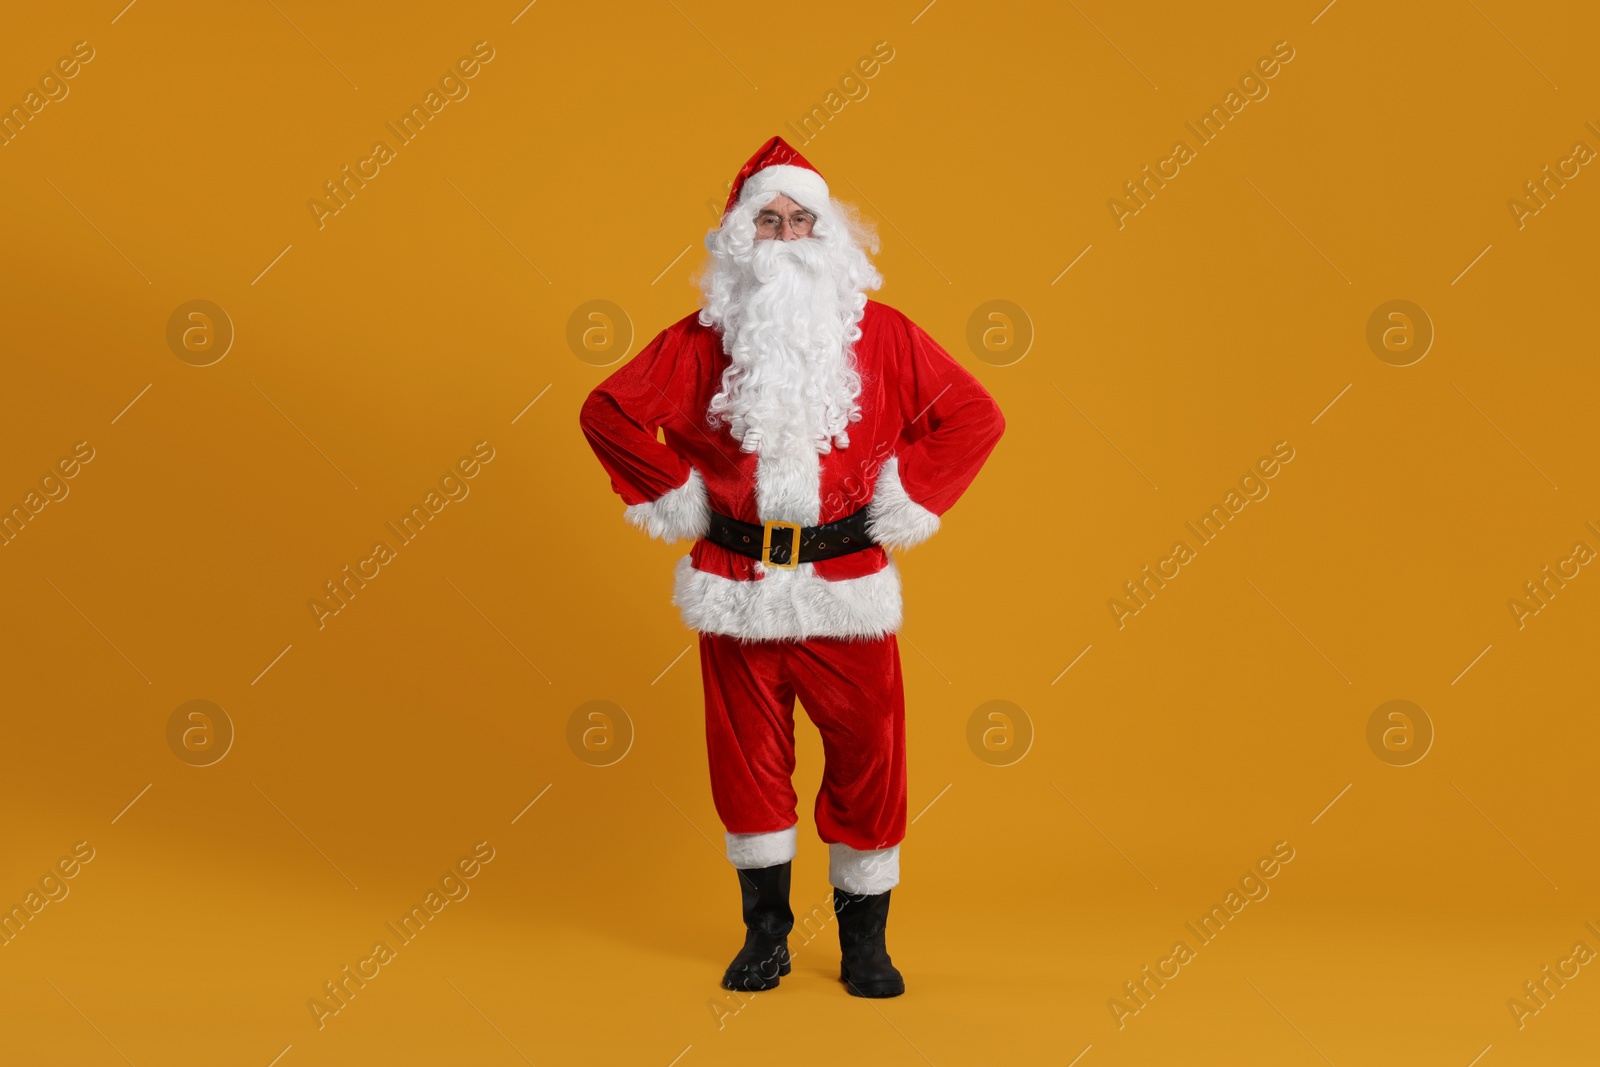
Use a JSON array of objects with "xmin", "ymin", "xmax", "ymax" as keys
[{"xmin": 2, "ymin": 2, "xmax": 1597, "ymax": 1064}]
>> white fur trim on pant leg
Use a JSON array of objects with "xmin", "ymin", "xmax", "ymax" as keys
[
  {"xmin": 865, "ymin": 455, "xmax": 941, "ymax": 551},
  {"xmin": 726, "ymin": 825, "xmax": 797, "ymax": 869},
  {"xmin": 624, "ymin": 466, "xmax": 710, "ymax": 542},
  {"xmin": 829, "ymin": 842, "xmax": 900, "ymax": 895}
]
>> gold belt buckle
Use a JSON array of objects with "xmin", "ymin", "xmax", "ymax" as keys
[{"xmin": 761, "ymin": 519, "xmax": 803, "ymax": 569}]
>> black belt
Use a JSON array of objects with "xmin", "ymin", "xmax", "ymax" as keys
[{"xmin": 705, "ymin": 508, "xmax": 877, "ymax": 568}]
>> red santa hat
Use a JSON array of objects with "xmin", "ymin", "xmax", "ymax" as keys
[{"xmin": 722, "ymin": 135, "xmax": 830, "ymax": 218}]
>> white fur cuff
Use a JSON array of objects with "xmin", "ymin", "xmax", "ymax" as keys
[
  {"xmin": 865, "ymin": 455, "xmax": 941, "ymax": 551},
  {"xmin": 727, "ymin": 825, "xmax": 798, "ymax": 869},
  {"xmin": 623, "ymin": 466, "xmax": 711, "ymax": 543},
  {"xmin": 829, "ymin": 842, "xmax": 900, "ymax": 895}
]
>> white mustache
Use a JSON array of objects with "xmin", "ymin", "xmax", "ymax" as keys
[{"xmin": 747, "ymin": 236, "xmax": 828, "ymax": 282}]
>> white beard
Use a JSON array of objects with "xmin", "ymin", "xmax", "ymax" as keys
[{"xmin": 703, "ymin": 237, "xmax": 864, "ymax": 524}]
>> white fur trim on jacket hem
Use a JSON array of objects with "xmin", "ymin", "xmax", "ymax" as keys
[
  {"xmin": 623, "ymin": 466, "xmax": 711, "ymax": 543},
  {"xmin": 829, "ymin": 842, "xmax": 900, "ymax": 895},
  {"xmin": 726, "ymin": 825, "xmax": 798, "ymax": 869},
  {"xmin": 673, "ymin": 554, "xmax": 902, "ymax": 641},
  {"xmin": 865, "ymin": 455, "xmax": 941, "ymax": 552}
]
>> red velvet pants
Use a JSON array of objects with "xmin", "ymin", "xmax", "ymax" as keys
[{"xmin": 699, "ymin": 631, "xmax": 907, "ymax": 853}]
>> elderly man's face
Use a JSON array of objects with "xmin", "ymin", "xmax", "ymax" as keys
[{"xmin": 754, "ymin": 194, "xmax": 817, "ymax": 241}]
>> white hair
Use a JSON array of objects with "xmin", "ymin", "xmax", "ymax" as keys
[{"xmin": 695, "ymin": 184, "xmax": 884, "ymax": 457}]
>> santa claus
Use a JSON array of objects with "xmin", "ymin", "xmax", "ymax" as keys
[{"xmin": 578, "ymin": 135, "xmax": 1004, "ymax": 998}]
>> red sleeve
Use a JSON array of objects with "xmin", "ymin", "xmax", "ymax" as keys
[
  {"xmin": 888, "ymin": 316, "xmax": 1006, "ymax": 516},
  {"xmin": 578, "ymin": 321, "xmax": 699, "ymax": 507}
]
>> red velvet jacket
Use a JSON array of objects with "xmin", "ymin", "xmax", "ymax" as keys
[{"xmin": 578, "ymin": 299, "xmax": 1004, "ymax": 641}]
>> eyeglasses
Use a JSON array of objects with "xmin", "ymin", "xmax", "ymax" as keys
[{"xmin": 754, "ymin": 210, "xmax": 816, "ymax": 236}]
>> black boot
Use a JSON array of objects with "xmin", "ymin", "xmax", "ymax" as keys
[
  {"xmin": 834, "ymin": 887, "xmax": 905, "ymax": 997},
  {"xmin": 722, "ymin": 862, "xmax": 794, "ymax": 991}
]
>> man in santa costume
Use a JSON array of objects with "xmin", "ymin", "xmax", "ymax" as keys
[{"xmin": 578, "ymin": 135, "xmax": 1004, "ymax": 998}]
